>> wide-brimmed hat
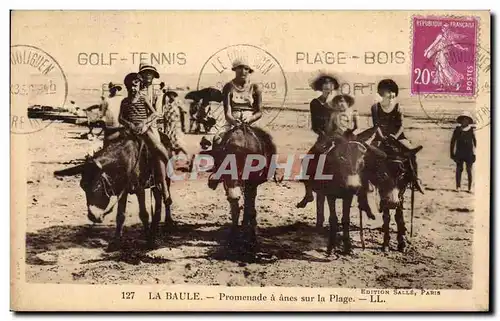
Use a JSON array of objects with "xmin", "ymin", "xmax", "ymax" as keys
[
  {"xmin": 309, "ymin": 72, "xmax": 340, "ymax": 91},
  {"xmin": 108, "ymin": 82, "xmax": 122, "ymax": 92},
  {"xmin": 377, "ymin": 79, "xmax": 399, "ymax": 97},
  {"xmin": 456, "ymin": 111, "xmax": 474, "ymax": 123},
  {"xmin": 138, "ymin": 62, "xmax": 160, "ymax": 78},
  {"xmin": 165, "ymin": 90, "xmax": 178, "ymax": 98},
  {"xmin": 331, "ymin": 94, "xmax": 355, "ymax": 108},
  {"xmin": 231, "ymin": 58, "xmax": 254, "ymax": 73},
  {"xmin": 123, "ymin": 72, "xmax": 142, "ymax": 89}
]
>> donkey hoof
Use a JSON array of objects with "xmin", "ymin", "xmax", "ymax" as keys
[
  {"xmin": 146, "ymin": 238, "xmax": 160, "ymax": 250},
  {"xmin": 397, "ymin": 242, "xmax": 407, "ymax": 253},
  {"xmin": 381, "ymin": 245, "xmax": 390, "ymax": 252},
  {"xmin": 106, "ymin": 240, "xmax": 121, "ymax": 252},
  {"xmin": 342, "ymin": 247, "xmax": 353, "ymax": 255}
]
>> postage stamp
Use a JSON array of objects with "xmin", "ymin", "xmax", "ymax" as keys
[
  {"xmin": 410, "ymin": 16, "xmax": 479, "ymax": 96},
  {"xmin": 10, "ymin": 44, "xmax": 68, "ymax": 134}
]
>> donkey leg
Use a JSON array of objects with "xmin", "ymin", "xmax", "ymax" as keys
[
  {"xmin": 107, "ymin": 193, "xmax": 128, "ymax": 252},
  {"xmin": 225, "ymin": 181, "xmax": 241, "ymax": 239},
  {"xmin": 136, "ymin": 189, "xmax": 150, "ymax": 241},
  {"xmin": 382, "ymin": 208, "xmax": 391, "ymax": 252},
  {"xmin": 342, "ymin": 194, "xmax": 354, "ymax": 254},
  {"xmin": 242, "ymin": 183, "xmax": 258, "ymax": 248},
  {"xmin": 395, "ymin": 206, "xmax": 407, "ymax": 252},
  {"xmin": 326, "ymin": 196, "xmax": 338, "ymax": 255},
  {"xmin": 149, "ymin": 188, "xmax": 162, "ymax": 249},
  {"xmin": 156, "ymin": 161, "xmax": 175, "ymax": 228},
  {"xmin": 316, "ymin": 193, "xmax": 326, "ymax": 228}
]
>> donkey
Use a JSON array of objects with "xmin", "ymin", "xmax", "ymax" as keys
[
  {"xmin": 304, "ymin": 130, "xmax": 391, "ymax": 255},
  {"xmin": 209, "ymin": 123, "xmax": 277, "ymax": 248},
  {"xmin": 54, "ymin": 131, "xmax": 174, "ymax": 251},
  {"xmin": 367, "ymin": 136, "xmax": 423, "ymax": 252}
]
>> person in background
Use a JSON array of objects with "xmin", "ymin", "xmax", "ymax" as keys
[
  {"xmin": 101, "ymin": 82, "xmax": 123, "ymax": 146},
  {"xmin": 162, "ymin": 89, "xmax": 191, "ymax": 161},
  {"xmin": 296, "ymin": 72, "xmax": 338, "ymax": 211},
  {"xmin": 450, "ymin": 111, "xmax": 476, "ymax": 193},
  {"xmin": 370, "ymin": 79, "xmax": 424, "ymax": 194}
]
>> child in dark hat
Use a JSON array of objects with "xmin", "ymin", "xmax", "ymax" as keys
[
  {"xmin": 371, "ymin": 78, "xmax": 424, "ymax": 193},
  {"xmin": 450, "ymin": 111, "xmax": 476, "ymax": 192}
]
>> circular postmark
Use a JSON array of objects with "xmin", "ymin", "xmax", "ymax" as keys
[
  {"xmin": 413, "ymin": 41, "xmax": 490, "ymax": 130},
  {"xmin": 11, "ymin": 45, "xmax": 68, "ymax": 134},
  {"xmin": 196, "ymin": 44, "xmax": 288, "ymax": 133}
]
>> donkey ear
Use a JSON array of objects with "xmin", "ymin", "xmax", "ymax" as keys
[{"xmin": 54, "ymin": 164, "xmax": 85, "ymax": 177}]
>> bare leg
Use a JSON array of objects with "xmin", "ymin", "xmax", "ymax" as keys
[
  {"xmin": 456, "ymin": 160, "xmax": 464, "ymax": 190},
  {"xmin": 326, "ymin": 196, "xmax": 338, "ymax": 255},
  {"xmin": 316, "ymin": 193, "xmax": 326, "ymax": 228},
  {"xmin": 342, "ymin": 194, "xmax": 353, "ymax": 254},
  {"xmin": 382, "ymin": 208, "xmax": 391, "ymax": 252},
  {"xmin": 466, "ymin": 161, "xmax": 473, "ymax": 192},
  {"xmin": 296, "ymin": 181, "xmax": 315, "ymax": 208}
]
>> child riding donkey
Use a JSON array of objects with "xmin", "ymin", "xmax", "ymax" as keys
[
  {"xmin": 369, "ymin": 79, "xmax": 424, "ymax": 196},
  {"xmin": 206, "ymin": 57, "xmax": 263, "ymax": 190}
]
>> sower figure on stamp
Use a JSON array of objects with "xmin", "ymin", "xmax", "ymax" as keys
[
  {"xmin": 207, "ymin": 57, "xmax": 263, "ymax": 190},
  {"xmin": 101, "ymin": 82, "xmax": 123, "ymax": 147},
  {"xmin": 296, "ymin": 72, "xmax": 339, "ymax": 211},
  {"xmin": 371, "ymin": 79, "xmax": 424, "ymax": 194},
  {"xmin": 450, "ymin": 111, "xmax": 476, "ymax": 193}
]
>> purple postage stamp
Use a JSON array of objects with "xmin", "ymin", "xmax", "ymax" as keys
[{"xmin": 411, "ymin": 16, "xmax": 479, "ymax": 96}]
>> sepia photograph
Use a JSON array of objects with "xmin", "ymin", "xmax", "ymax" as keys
[{"xmin": 10, "ymin": 10, "xmax": 491, "ymax": 311}]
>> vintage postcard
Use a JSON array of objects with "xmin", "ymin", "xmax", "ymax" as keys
[{"xmin": 10, "ymin": 10, "xmax": 491, "ymax": 311}]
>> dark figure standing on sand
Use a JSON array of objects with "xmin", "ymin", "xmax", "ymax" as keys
[{"xmin": 450, "ymin": 111, "xmax": 476, "ymax": 193}]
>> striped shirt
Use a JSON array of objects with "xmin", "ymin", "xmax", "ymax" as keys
[{"xmin": 120, "ymin": 96, "xmax": 149, "ymax": 126}]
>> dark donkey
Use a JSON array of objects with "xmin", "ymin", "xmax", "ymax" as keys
[
  {"xmin": 210, "ymin": 123, "xmax": 277, "ymax": 248},
  {"xmin": 367, "ymin": 136, "xmax": 423, "ymax": 252},
  {"xmin": 306, "ymin": 130, "xmax": 389, "ymax": 255},
  {"xmin": 54, "ymin": 131, "xmax": 175, "ymax": 250}
]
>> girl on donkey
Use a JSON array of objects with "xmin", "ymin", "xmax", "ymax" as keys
[
  {"xmin": 450, "ymin": 111, "xmax": 476, "ymax": 193},
  {"xmin": 370, "ymin": 78, "xmax": 424, "ymax": 194},
  {"xmin": 206, "ymin": 57, "xmax": 263, "ymax": 190},
  {"xmin": 296, "ymin": 73, "xmax": 362, "ymax": 210}
]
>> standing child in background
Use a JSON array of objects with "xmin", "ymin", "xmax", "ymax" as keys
[{"xmin": 450, "ymin": 111, "xmax": 476, "ymax": 193}]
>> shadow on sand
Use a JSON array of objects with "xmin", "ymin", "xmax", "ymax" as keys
[{"xmin": 25, "ymin": 220, "xmax": 392, "ymax": 266}]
